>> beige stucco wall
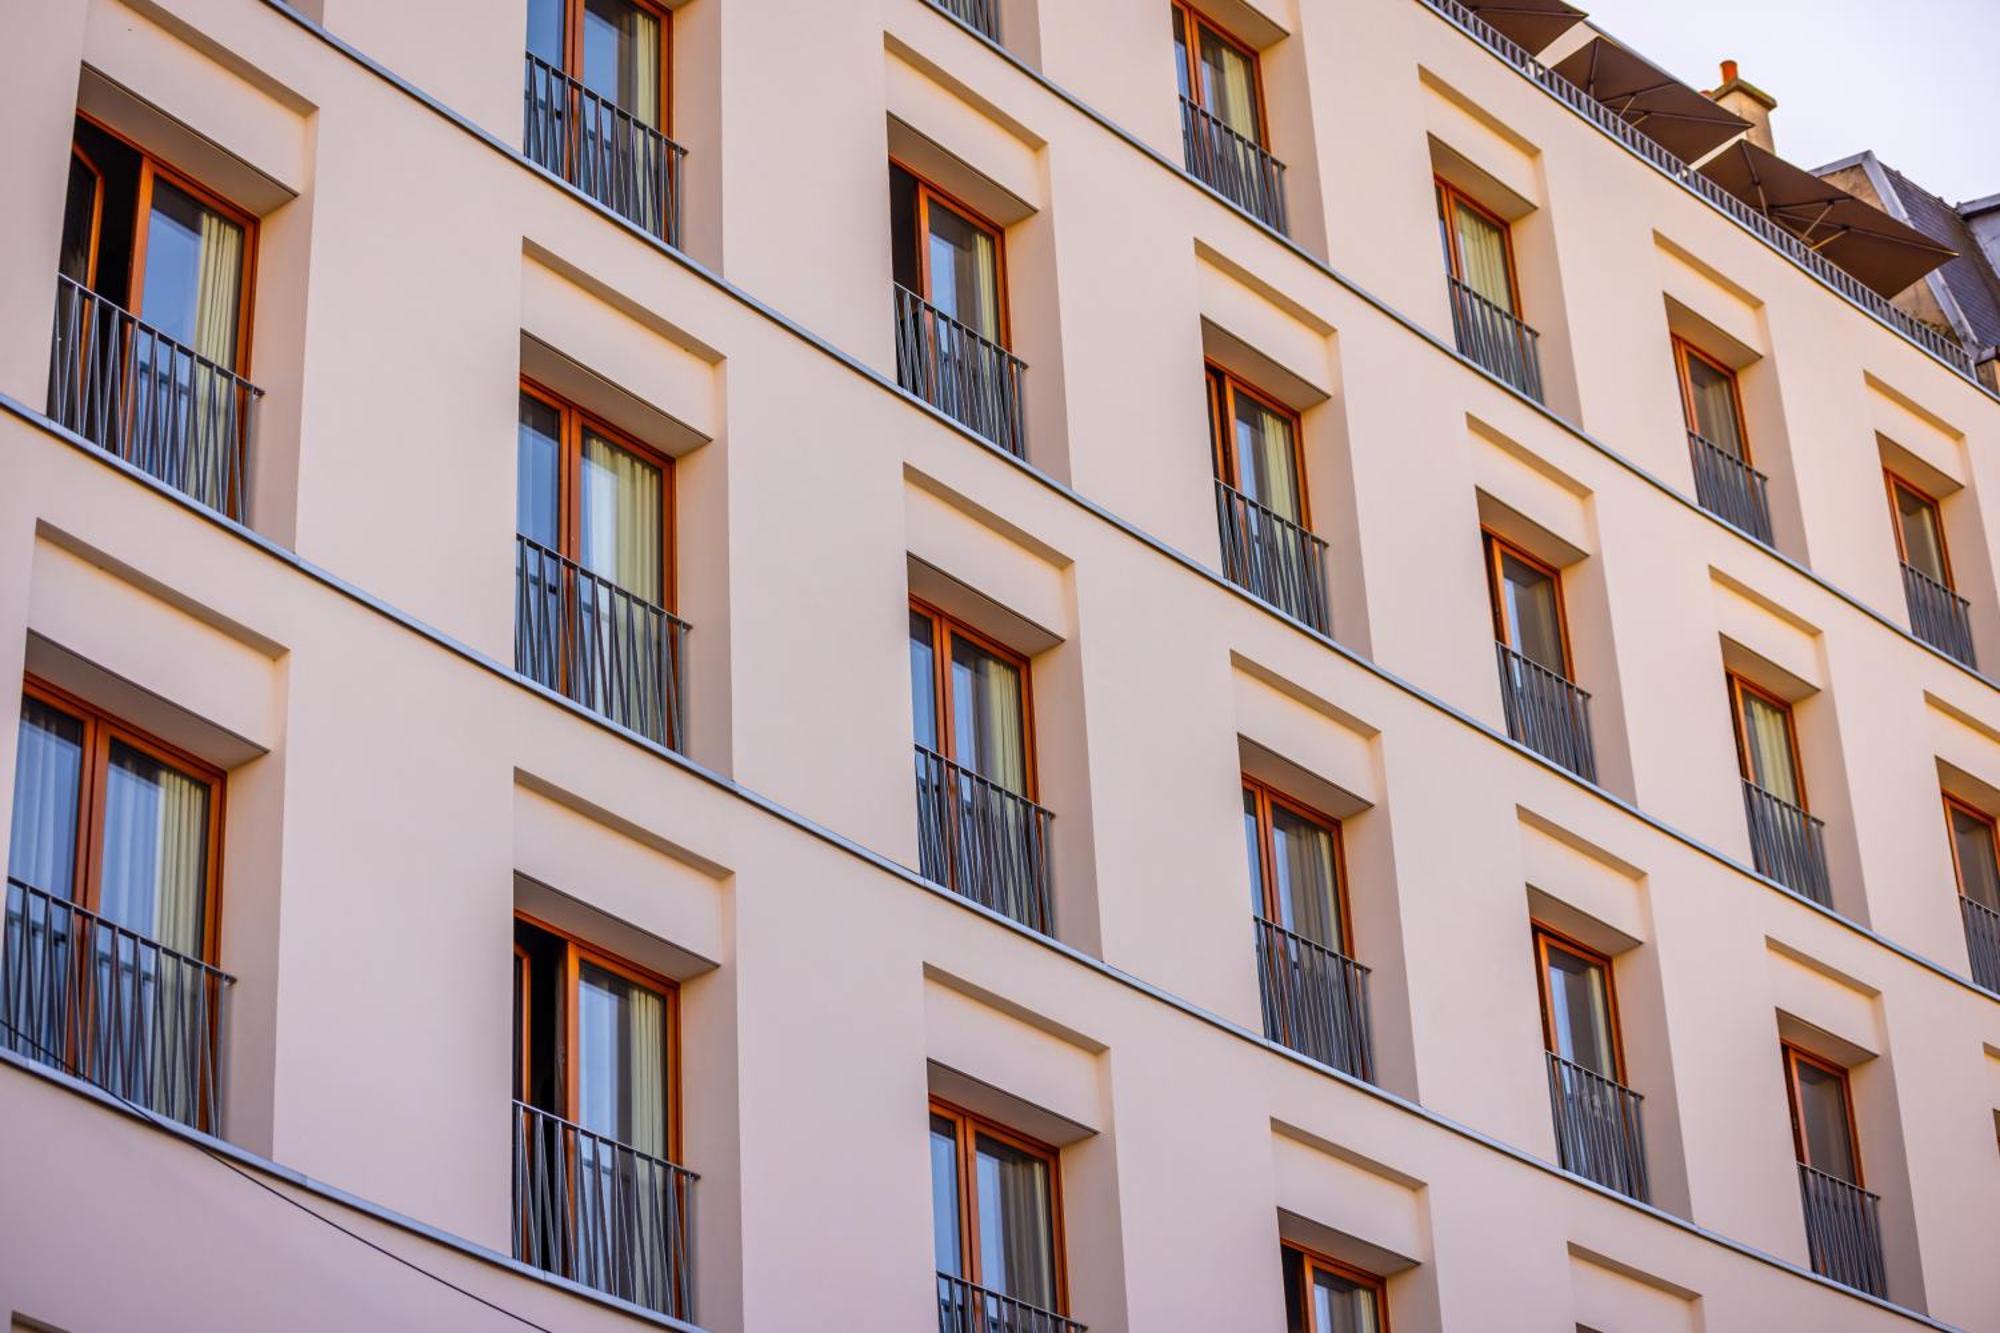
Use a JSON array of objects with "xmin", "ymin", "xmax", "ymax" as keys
[{"xmin": 1, "ymin": 0, "xmax": 1998, "ymax": 1329}]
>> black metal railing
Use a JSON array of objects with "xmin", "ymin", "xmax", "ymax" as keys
[
  {"xmin": 47, "ymin": 273, "xmax": 260, "ymax": 522},
  {"xmin": 1546, "ymin": 1052, "xmax": 1648, "ymax": 1201},
  {"xmin": 523, "ymin": 53, "xmax": 687, "ymax": 247},
  {"xmin": 1900, "ymin": 563, "xmax": 1976, "ymax": 668},
  {"xmin": 1742, "ymin": 780, "xmax": 1832, "ymax": 907},
  {"xmin": 936, "ymin": 1272, "xmax": 1084, "ymax": 1333},
  {"xmin": 1446, "ymin": 276, "xmax": 1544, "ymax": 402},
  {"xmin": 515, "ymin": 536, "xmax": 689, "ymax": 752},
  {"xmin": 914, "ymin": 746, "xmax": 1056, "ymax": 935},
  {"xmin": 1413, "ymin": 0, "xmax": 1981, "ymax": 386},
  {"xmin": 1179, "ymin": 97, "xmax": 1288, "ymax": 233},
  {"xmin": 894, "ymin": 285, "xmax": 1029, "ymax": 457},
  {"xmin": 1961, "ymin": 894, "xmax": 2000, "ymax": 993},
  {"xmin": 514, "ymin": 1100, "xmax": 697, "ymax": 1320},
  {"xmin": 1798, "ymin": 1162, "xmax": 1886, "ymax": 1297},
  {"xmin": 1687, "ymin": 431, "xmax": 1773, "ymax": 546},
  {"xmin": 929, "ymin": 0, "xmax": 1000, "ymax": 40},
  {"xmin": 1253, "ymin": 917, "xmax": 1374, "ymax": 1082},
  {"xmin": 1495, "ymin": 642, "xmax": 1597, "ymax": 782},
  {"xmin": 1215, "ymin": 480, "xmax": 1331, "ymax": 633},
  {"xmin": 1, "ymin": 877, "xmax": 233, "ymax": 1135}
]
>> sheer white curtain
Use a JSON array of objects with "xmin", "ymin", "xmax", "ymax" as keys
[
  {"xmin": 976, "ymin": 1138, "xmax": 1055, "ymax": 1306},
  {"xmin": 1233, "ymin": 393, "xmax": 1302, "ymax": 521},
  {"xmin": 952, "ymin": 641, "xmax": 1026, "ymax": 794},
  {"xmin": 8, "ymin": 701, "xmax": 85, "ymax": 897},
  {"xmin": 1272, "ymin": 808, "xmax": 1340, "ymax": 949},
  {"xmin": 580, "ymin": 433, "xmax": 663, "ymax": 603},
  {"xmin": 98, "ymin": 746, "xmax": 208, "ymax": 956}
]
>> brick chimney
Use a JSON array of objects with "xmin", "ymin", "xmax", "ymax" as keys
[{"xmin": 1708, "ymin": 59, "xmax": 1777, "ymax": 153}]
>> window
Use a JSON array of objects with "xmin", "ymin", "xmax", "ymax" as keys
[
  {"xmin": 1782, "ymin": 1044, "xmax": 1862, "ymax": 1185},
  {"xmin": 527, "ymin": 0, "xmax": 670, "ymax": 130},
  {"xmin": 1533, "ymin": 926, "xmax": 1622, "ymax": 1080},
  {"xmin": 908, "ymin": 601, "xmax": 1035, "ymax": 797},
  {"xmin": 1435, "ymin": 180, "xmax": 1519, "ymax": 317},
  {"xmin": 1886, "ymin": 473, "xmax": 1953, "ymax": 589},
  {"xmin": 1944, "ymin": 796, "xmax": 2000, "ymax": 913},
  {"xmin": 7, "ymin": 678, "xmax": 222, "ymax": 962},
  {"xmin": 1673, "ymin": 337, "xmax": 1749, "ymax": 461},
  {"xmin": 1281, "ymin": 1243, "xmax": 1385, "ymax": 1333},
  {"xmin": 1242, "ymin": 778, "xmax": 1348, "ymax": 955},
  {"xmin": 1208, "ymin": 365, "xmax": 1308, "ymax": 525},
  {"xmin": 1484, "ymin": 533, "xmax": 1570, "ymax": 677},
  {"xmin": 929, "ymin": 1100, "xmax": 1066, "ymax": 1312},
  {"xmin": 1727, "ymin": 674, "xmax": 1804, "ymax": 807},
  {"xmin": 889, "ymin": 164, "xmax": 1009, "ymax": 347},
  {"xmin": 516, "ymin": 381, "xmax": 673, "ymax": 606},
  {"xmin": 1172, "ymin": 3, "xmax": 1268, "ymax": 146}
]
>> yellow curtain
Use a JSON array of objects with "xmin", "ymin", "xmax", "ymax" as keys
[
  {"xmin": 625, "ymin": 982, "xmax": 667, "ymax": 1158},
  {"xmin": 1234, "ymin": 394, "xmax": 1302, "ymax": 521},
  {"xmin": 1272, "ymin": 809, "xmax": 1340, "ymax": 949},
  {"xmin": 1743, "ymin": 694, "xmax": 1800, "ymax": 805},
  {"xmin": 192, "ymin": 210, "xmax": 244, "ymax": 509},
  {"xmin": 1686, "ymin": 361, "xmax": 1746, "ymax": 457},
  {"xmin": 977, "ymin": 655, "xmax": 1025, "ymax": 793},
  {"xmin": 626, "ymin": 6, "xmax": 660, "ymax": 128},
  {"xmin": 967, "ymin": 228, "xmax": 1000, "ymax": 344},
  {"xmin": 1453, "ymin": 203, "xmax": 1514, "ymax": 312},
  {"xmin": 152, "ymin": 767, "xmax": 208, "ymax": 958},
  {"xmin": 580, "ymin": 433, "xmax": 663, "ymax": 603},
  {"xmin": 1202, "ymin": 31, "xmax": 1261, "ymax": 140}
]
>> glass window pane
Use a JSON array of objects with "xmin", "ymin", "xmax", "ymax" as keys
[
  {"xmin": 1544, "ymin": 943, "xmax": 1616, "ymax": 1076},
  {"xmin": 517, "ymin": 393, "xmax": 563, "ymax": 549},
  {"xmin": 973, "ymin": 1133, "xmax": 1056, "ymax": 1307},
  {"xmin": 925, "ymin": 201, "xmax": 1002, "ymax": 343},
  {"xmin": 950, "ymin": 636, "xmax": 1027, "ymax": 793},
  {"xmin": 1171, "ymin": 8, "xmax": 1192, "ymax": 101},
  {"xmin": 930, "ymin": 1114, "xmax": 962, "ymax": 1276},
  {"xmin": 1895, "ymin": 485, "xmax": 1948, "ymax": 584},
  {"xmin": 97, "ymin": 741, "xmax": 210, "ymax": 957},
  {"xmin": 1499, "ymin": 552, "xmax": 1565, "ymax": 672},
  {"xmin": 1684, "ymin": 355, "xmax": 1745, "ymax": 457},
  {"xmin": 1950, "ymin": 807, "xmax": 2000, "ymax": 911},
  {"xmin": 526, "ymin": 0, "xmax": 566, "ymax": 66},
  {"xmin": 576, "ymin": 961, "xmax": 669, "ymax": 1157},
  {"xmin": 1739, "ymin": 690, "xmax": 1800, "ymax": 806},
  {"xmin": 1311, "ymin": 1266, "xmax": 1381, "ymax": 1333},
  {"xmin": 910, "ymin": 611, "xmax": 940, "ymax": 753},
  {"xmin": 60, "ymin": 153, "xmax": 100, "ymax": 285},
  {"xmin": 1794, "ymin": 1060, "xmax": 1857, "ymax": 1182},
  {"xmin": 578, "ymin": 430, "xmax": 664, "ymax": 602},
  {"xmin": 140, "ymin": 178, "xmax": 243, "ymax": 368},
  {"xmin": 1197, "ymin": 25, "xmax": 1261, "ymax": 140},
  {"xmin": 1231, "ymin": 390, "xmax": 1303, "ymax": 521},
  {"xmin": 1243, "ymin": 786, "xmax": 1267, "ymax": 917},
  {"xmin": 582, "ymin": 0, "xmax": 661, "ymax": 126},
  {"xmin": 8, "ymin": 698, "xmax": 87, "ymax": 899},
  {"xmin": 1451, "ymin": 200, "xmax": 1514, "ymax": 313},
  {"xmin": 1270, "ymin": 804, "xmax": 1342, "ymax": 950}
]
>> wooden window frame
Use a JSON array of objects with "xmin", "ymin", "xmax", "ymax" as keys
[
  {"xmin": 1941, "ymin": 793, "xmax": 1999, "ymax": 904},
  {"xmin": 1205, "ymin": 361, "xmax": 1312, "ymax": 525},
  {"xmin": 514, "ymin": 910, "xmax": 682, "ymax": 1161},
  {"xmin": 1433, "ymin": 177, "xmax": 1523, "ymax": 315},
  {"xmin": 518, "ymin": 377, "xmax": 678, "ymax": 610},
  {"xmin": 72, "ymin": 111, "xmax": 260, "ymax": 381},
  {"xmin": 908, "ymin": 596, "xmax": 1040, "ymax": 800},
  {"xmin": 1482, "ymin": 529, "xmax": 1573, "ymax": 677},
  {"xmin": 65, "ymin": 143, "xmax": 106, "ymax": 289},
  {"xmin": 1780, "ymin": 1041, "xmax": 1863, "ymax": 1185},
  {"xmin": 1171, "ymin": 1, "xmax": 1273, "ymax": 149},
  {"xmin": 1726, "ymin": 671, "xmax": 1808, "ymax": 810},
  {"xmin": 891, "ymin": 159, "xmax": 1013, "ymax": 349},
  {"xmin": 1883, "ymin": 470, "xmax": 1955, "ymax": 590},
  {"xmin": 1530, "ymin": 922, "xmax": 1626, "ymax": 1083},
  {"xmin": 1242, "ymin": 774, "xmax": 1351, "ymax": 956},
  {"xmin": 929, "ymin": 1097, "xmax": 1069, "ymax": 1312},
  {"xmin": 15, "ymin": 674, "xmax": 227, "ymax": 965},
  {"xmin": 1671, "ymin": 335, "xmax": 1751, "ymax": 462},
  {"xmin": 539, "ymin": 0, "xmax": 675, "ymax": 134},
  {"xmin": 1282, "ymin": 1241, "xmax": 1388, "ymax": 1333}
]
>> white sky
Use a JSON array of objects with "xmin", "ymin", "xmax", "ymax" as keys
[{"xmin": 1576, "ymin": 0, "xmax": 1999, "ymax": 204}]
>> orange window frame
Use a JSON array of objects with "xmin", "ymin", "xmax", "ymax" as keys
[
  {"xmin": 541, "ymin": 0, "xmax": 674, "ymax": 135},
  {"xmin": 1482, "ymin": 530, "xmax": 1573, "ymax": 677},
  {"xmin": 1780, "ymin": 1042, "xmax": 1863, "ymax": 1185},
  {"xmin": 1282, "ymin": 1241, "xmax": 1388, "ymax": 1333},
  {"xmin": 1434, "ymin": 177, "xmax": 1523, "ymax": 314},
  {"xmin": 518, "ymin": 377, "xmax": 678, "ymax": 610},
  {"xmin": 1726, "ymin": 671, "xmax": 1808, "ymax": 810},
  {"xmin": 892, "ymin": 160, "xmax": 1013, "ymax": 349},
  {"xmin": 15, "ymin": 675, "xmax": 227, "ymax": 966},
  {"xmin": 1171, "ymin": 1, "xmax": 1273, "ymax": 149},
  {"xmin": 72, "ymin": 112, "xmax": 260, "ymax": 381},
  {"xmin": 1205, "ymin": 362, "xmax": 1312, "ymax": 525},
  {"xmin": 1530, "ymin": 923, "xmax": 1626, "ymax": 1083},
  {"xmin": 1883, "ymin": 470, "xmax": 1954, "ymax": 589},
  {"xmin": 1941, "ymin": 793, "xmax": 1998, "ymax": 902},
  {"xmin": 65, "ymin": 143, "xmax": 105, "ymax": 288},
  {"xmin": 909, "ymin": 596, "xmax": 1039, "ymax": 801},
  {"xmin": 1670, "ymin": 335, "xmax": 1751, "ymax": 462},
  {"xmin": 514, "ymin": 910, "xmax": 682, "ymax": 1161},
  {"xmin": 930, "ymin": 1098, "xmax": 1069, "ymax": 1311},
  {"xmin": 1242, "ymin": 774, "xmax": 1351, "ymax": 956}
]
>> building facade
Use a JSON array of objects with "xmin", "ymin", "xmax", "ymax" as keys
[{"xmin": 1, "ymin": 0, "xmax": 1998, "ymax": 1329}]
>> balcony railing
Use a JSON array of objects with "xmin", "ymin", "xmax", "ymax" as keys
[
  {"xmin": 894, "ymin": 285, "xmax": 1029, "ymax": 458},
  {"xmin": 523, "ymin": 53, "xmax": 687, "ymax": 247},
  {"xmin": 1446, "ymin": 276, "xmax": 1544, "ymax": 402},
  {"xmin": 1, "ymin": 877, "xmax": 233, "ymax": 1135},
  {"xmin": 1178, "ymin": 97, "xmax": 1288, "ymax": 233},
  {"xmin": 1413, "ymin": 0, "xmax": 1981, "ymax": 387},
  {"xmin": 929, "ymin": 0, "xmax": 1000, "ymax": 40},
  {"xmin": 1798, "ymin": 1163, "xmax": 1886, "ymax": 1297},
  {"xmin": 1495, "ymin": 642, "xmax": 1597, "ymax": 783},
  {"xmin": 1253, "ymin": 916, "xmax": 1375, "ymax": 1082},
  {"xmin": 1742, "ymin": 780, "xmax": 1832, "ymax": 907},
  {"xmin": 937, "ymin": 1273, "xmax": 1084, "ymax": 1333},
  {"xmin": 1215, "ymin": 480, "xmax": 1332, "ymax": 633},
  {"xmin": 1687, "ymin": 431, "xmax": 1773, "ymax": 546},
  {"xmin": 1900, "ymin": 563, "xmax": 1976, "ymax": 668},
  {"xmin": 1546, "ymin": 1052, "xmax": 1648, "ymax": 1201},
  {"xmin": 515, "ymin": 535, "xmax": 690, "ymax": 752},
  {"xmin": 513, "ymin": 1100, "xmax": 697, "ymax": 1320},
  {"xmin": 47, "ymin": 273, "xmax": 261, "ymax": 522},
  {"xmin": 914, "ymin": 746, "xmax": 1056, "ymax": 935},
  {"xmin": 1961, "ymin": 894, "xmax": 2000, "ymax": 993}
]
